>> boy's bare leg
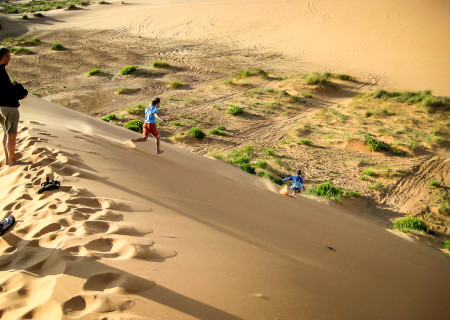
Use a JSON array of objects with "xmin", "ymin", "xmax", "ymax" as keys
[
  {"xmin": 131, "ymin": 136, "xmax": 147, "ymax": 143},
  {"xmin": 156, "ymin": 136, "xmax": 164, "ymax": 154},
  {"xmin": 2, "ymin": 133, "xmax": 9, "ymax": 165},
  {"xmin": 6, "ymin": 133, "xmax": 17, "ymax": 166}
]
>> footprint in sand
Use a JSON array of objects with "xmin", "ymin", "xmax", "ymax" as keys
[
  {"xmin": 83, "ymin": 220, "xmax": 153, "ymax": 236},
  {"xmin": 83, "ymin": 272, "xmax": 155, "ymax": 293},
  {"xmin": 32, "ymin": 223, "xmax": 62, "ymax": 238}
]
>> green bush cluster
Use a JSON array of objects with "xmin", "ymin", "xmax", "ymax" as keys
[
  {"xmin": 100, "ymin": 113, "xmax": 117, "ymax": 122},
  {"xmin": 126, "ymin": 104, "xmax": 145, "ymax": 114},
  {"xmin": 120, "ymin": 65, "xmax": 138, "ymax": 75},
  {"xmin": 34, "ymin": 12, "xmax": 44, "ymax": 17},
  {"xmin": 307, "ymin": 181, "xmax": 360, "ymax": 202},
  {"xmin": 172, "ymin": 121, "xmax": 181, "ymax": 126},
  {"xmin": 152, "ymin": 61, "xmax": 170, "ymax": 68},
  {"xmin": 51, "ymin": 43, "xmax": 65, "ymax": 51},
  {"xmin": 429, "ymin": 181, "xmax": 441, "ymax": 187},
  {"xmin": 365, "ymin": 135, "xmax": 388, "ymax": 152},
  {"xmin": 87, "ymin": 68, "xmax": 101, "ymax": 76},
  {"xmin": 188, "ymin": 127, "xmax": 206, "ymax": 139},
  {"xmin": 209, "ymin": 125, "xmax": 226, "ymax": 135},
  {"xmin": 299, "ymin": 139, "xmax": 312, "ymax": 146},
  {"xmin": 237, "ymin": 68, "xmax": 268, "ymax": 79},
  {"xmin": 9, "ymin": 47, "xmax": 34, "ymax": 55},
  {"xmin": 4, "ymin": 0, "xmax": 88, "ymax": 13},
  {"xmin": 392, "ymin": 216, "xmax": 428, "ymax": 234},
  {"xmin": 227, "ymin": 106, "xmax": 243, "ymax": 115},
  {"xmin": 124, "ymin": 120, "xmax": 143, "ymax": 133},
  {"xmin": 444, "ymin": 240, "xmax": 450, "ymax": 251},
  {"xmin": 372, "ymin": 89, "xmax": 450, "ymax": 112},
  {"xmin": 304, "ymin": 72, "xmax": 331, "ymax": 87}
]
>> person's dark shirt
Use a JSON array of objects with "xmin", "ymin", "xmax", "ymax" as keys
[{"xmin": 0, "ymin": 64, "xmax": 19, "ymax": 107}]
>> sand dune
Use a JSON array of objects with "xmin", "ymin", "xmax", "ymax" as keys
[
  {"xmin": 0, "ymin": 96, "xmax": 449, "ymax": 319},
  {"xmin": 7, "ymin": 0, "xmax": 449, "ymax": 95}
]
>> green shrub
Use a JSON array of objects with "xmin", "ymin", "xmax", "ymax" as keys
[
  {"xmin": 67, "ymin": 4, "xmax": 77, "ymax": 10},
  {"xmin": 10, "ymin": 47, "xmax": 33, "ymax": 55},
  {"xmin": 168, "ymin": 80, "xmax": 183, "ymax": 88},
  {"xmin": 99, "ymin": 1, "xmax": 107, "ymax": 3},
  {"xmin": 22, "ymin": 14, "xmax": 28, "ymax": 20},
  {"xmin": 237, "ymin": 68, "xmax": 268, "ymax": 79},
  {"xmin": 332, "ymin": 74, "xmax": 356, "ymax": 82},
  {"xmin": 264, "ymin": 148, "xmax": 275, "ymax": 156},
  {"xmin": 439, "ymin": 205, "xmax": 450, "ymax": 216},
  {"xmin": 100, "ymin": 117, "xmax": 109, "ymax": 122},
  {"xmin": 188, "ymin": 127, "xmax": 206, "ymax": 139},
  {"xmin": 363, "ymin": 169, "xmax": 374, "ymax": 176},
  {"xmin": 238, "ymin": 162, "xmax": 256, "ymax": 174},
  {"xmin": 124, "ymin": 120, "xmax": 143, "ymax": 132},
  {"xmin": 51, "ymin": 43, "xmax": 64, "ymax": 51},
  {"xmin": 34, "ymin": 12, "xmax": 44, "ymax": 17},
  {"xmin": 216, "ymin": 125, "xmax": 226, "ymax": 131},
  {"xmin": 304, "ymin": 72, "xmax": 331, "ymax": 87},
  {"xmin": 429, "ymin": 181, "xmax": 441, "ymax": 187},
  {"xmin": 364, "ymin": 111, "xmax": 373, "ymax": 118},
  {"xmin": 120, "ymin": 65, "xmax": 138, "ymax": 75},
  {"xmin": 303, "ymin": 93, "xmax": 313, "ymax": 98},
  {"xmin": 444, "ymin": 240, "xmax": 450, "ymax": 250},
  {"xmin": 227, "ymin": 106, "xmax": 243, "ymax": 115},
  {"xmin": 7, "ymin": 9, "xmax": 19, "ymax": 13},
  {"xmin": 308, "ymin": 181, "xmax": 343, "ymax": 201},
  {"xmin": 32, "ymin": 92, "xmax": 41, "ymax": 97},
  {"xmin": 255, "ymin": 160, "xmax": 268, "ymax": 169},
  {"xmin": 87, "ymin": 68, "xmax": 101, "ymax": 76},
  {"xmin": 392, "ymin": 216, "xmax": 428, "ymax": 234},
  {"xmin": 224, "ymin": 78, "xmax": 234, "ymax": 85},
  {"xmin": 392, "ymin": 148, "xmax": 404, "ymax": 156},
  {"xmin": 152, "ymin": 61, "xmax": 170, "ymax": 68},
  {"xmin": 365, "ymin": 135, "xmax": 388, "ymax": 152},
  {"xmin": 104, "ymin": 113, "xmax": 117, "ymax": 121},
  {"xmin": 172, "ymin": 121, "xmax": 181, "ymax": 126},
  {"xmin": 80, "ymin": 1, "xmax": 89, "ymax": 6},
  {"xmin": 299, "ymin": 139, "xmax": 312, "ymax": 146}
]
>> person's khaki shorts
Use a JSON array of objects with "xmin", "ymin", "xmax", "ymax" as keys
[{"xmin": 0, "ymin": 106, "xmax": 20, "ymax": 134}]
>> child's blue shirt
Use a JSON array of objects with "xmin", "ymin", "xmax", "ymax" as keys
[
  {"xmin": 144, "ymin": 106, "xmax": 158, "ymax": 123},
  {"xmin": 283, "ymin": 175, "xmax": 305, "ymax": 190}
]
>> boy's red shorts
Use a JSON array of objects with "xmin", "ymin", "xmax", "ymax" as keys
[{"xmin": 143, "ymin": 123, "xmax": 159, "ymax": 138}]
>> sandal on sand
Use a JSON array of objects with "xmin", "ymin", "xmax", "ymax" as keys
[
  {"xmin": 38, "ymin": 177, "xmax": 61, "ymax": 194},
  {"xmin": 0, "ymin": 215, "xmax": 15, "ymax": 235}
]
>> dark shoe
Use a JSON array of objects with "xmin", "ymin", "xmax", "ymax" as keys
[{"xmin": 38, "ymin": 178, "xmax": 61, "ymax": 194}]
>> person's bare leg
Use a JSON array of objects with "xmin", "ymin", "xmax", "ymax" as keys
[
  {"xmin": 2, "ymin": 133, "xmax": 9, "ymax": 165},
  {"xmin": 156, "ymin": 136, "xmax": 164, "ymax": 154},
  {"xmin": 6, "ymin": 133, "xmax": 16, "ymax": 165},
  {"xmin": 131, "ymin": 136, "xmax": 147, "ymax": 143}
]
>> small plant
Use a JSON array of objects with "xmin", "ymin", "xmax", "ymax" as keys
[
  {"xmin": 365, "ymin": 135, "xmax": 388, "ymax": 152},
  {"xmin": 168, "ymin": 80, "xmax": 183, "ymax": 88},
  {"xmin": 120, "ymin": 65, "xmax": 138, "ymax": 75},
  {"xmin": 217, "ymin": 125, "xmax": 226, "ymax": 130},
  {"xmin": 304, "ymin": 72, "xmax": 331, "ymax": 87},
  {"xmin": 188, "ymin": 127, "xmax": 206, "ymax": 139},
  {"xmin": 172, "ymin": 121, "xmax": 181, "ymax": 126},
  {"xmin": 392, "ymin": 216, "xmax": 428, "ymax": 234},
  {"xmin": 156, "ymin": 120, "xmax": 162, "ymax": 125},
  {"xmin": 193, "ymin": 119, "xmax": 199, "ymax": 124},
  {"xmin": 308, "ymin": 181, "xmax": 359, "ymax": 202},
  {"xmin": 99, "ymin": 1, "xmax": 107, "ymax": 4},
  {"xmin": 444, "ymin": 240, "xmax": 450, "ymax": 251},
  {"xmin": 429, "ymin": 181, "xmax": 441, "ymax": 187},
  {"xmin": 32, "ymin": 92, "xmax": 41, "ymax": 97},
  {"xmin": 22, "ymin": 14, "xmax": 28, "ymax": 20},
  {"xmin": 87, "ymin": 68, "xmax": 101, "ymax": 76},
  {"xmin": 303, "ymin": 93, "xmax": 313, "ymax": 98},
  {"xmin": 10, "ymin": 47, "xmax": 34, "ymax": 55},
  {"xmin": 104, "ymin": 113, "xmax": 117, "ymax": 121},
  {"xmin": 237, "ymin": 68, "xmax": 268, "ymax": 79},
  {"xmin": 227, "ymin": 106, "xmax": 243, "ymax": 115},
  {"xmin": 34, "ymin": 12, "xmax": 43, "ymax": 17},
  {"xmin": 124, "ymin": 120, "xmax": 143, "ymax": 132},
  {"xmin": 7, "ymin": 9, "xmax": 19, "ymax": 14},
  {"xmin": 238, "ymin": 162, "xmax": 256, "ymax": 174},
  {"xmin": 299, "ymin": 139, "xmax": 312, "ymax": 146},
  {"xmin": 363, "ymin": 169, "xmax": 375, "ymax": 176},
  {"xmin": 67, "ymin": 4, "xmax": 77, "ymax": 10},
  {"xmin": 392, "ymin": 148, "xmax": 404, "ymax": 156},
  {"xmin": 255, "ymin": 160, "xmax": 268, "ymax": 169},
  {"xmin": 116, "ymin": 88, "xmax": 132, "ymax": 94},
  {"xmin": 80, "ymin": 1, "xmax": 89, "ymax": 6},
  {"xmin": 152, "ymin": 61, "xmax": 170, "ymax": 68},
  {"xmin": 264, "ymin": 148, "xmax": 275, "ymax": 156},
  {"xmin": 364, "ymin": 111, "xmax": 373, "ymax": 118},
  {"xmin": 224, "ymin": 78, "xmax": 234, "ymax": 85},
  {"xmin": 51, "ymin": 43, "xmax": 65, "ymax": 51}
]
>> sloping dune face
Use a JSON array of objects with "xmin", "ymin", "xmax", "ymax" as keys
[
  {"xmin": 38, "ymin": 0, "xmax": 450, "ymax": 95},
  {"xmin": 1, "ymin": 96, "xmax": 449, "ymax": 319}
]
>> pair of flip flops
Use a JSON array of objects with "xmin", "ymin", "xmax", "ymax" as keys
[
  {"xmin": 0, "ymin": 215, "xmax": 15, "ymax": 235},
  {"xmin": 38, "ymin": 177, "xmax": 61, "ymax": 194}
]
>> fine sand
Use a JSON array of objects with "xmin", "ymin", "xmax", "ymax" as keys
[
  {"xmin": 1, "ymin": 0, "xmax": 450, "ymax": 319},
  {"xmin": 0, "ymin": 96, "xmax": 449, "ymax": 319}
]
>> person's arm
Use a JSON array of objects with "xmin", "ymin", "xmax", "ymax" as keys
[
  {"xmin": 155, "ymin": 113, "xmax": 163, "ymax": 122},
  {"xmin": 283, "ymin": 176, "xmax": 293, "ymax": 181}
]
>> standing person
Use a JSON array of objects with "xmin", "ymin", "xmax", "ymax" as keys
[
  {"xmin": 131, "ymin": 97, "xmax": 164, "ymax": 154},
  {"xmin": 283, "ymin": 170, "xmax": 305, "ymax": 198},
  {"xmin": 0, "ymin": 47, "xmax": 27, "ymax": 166}
]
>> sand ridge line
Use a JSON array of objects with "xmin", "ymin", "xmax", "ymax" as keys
[{"xmin": 0, "ymin": 126, "xmax": 176, "ymax": 319}]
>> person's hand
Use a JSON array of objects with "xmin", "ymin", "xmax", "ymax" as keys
[{"xmin": 20, "ymin": 95, "xmax": 27, "ymax": 100}]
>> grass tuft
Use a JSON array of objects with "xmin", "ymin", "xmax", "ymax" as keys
[
  {"xmin": 307, "ymin": 181, "xmax": 359, "ymax": 202},
  {"xmin": 188, "ymin": 127, "xmax": 206, "ymax": 139},
  {"xmin": 51, "ymin": 43, "xmax": 65, "ymax": 51},
  {"xmin": 227, "ymin": 106, "xmax": 243, "ymax": 115},
  {"xmin": 120, "ymin": 65, "xmax": 138, "ymax": 75},
  {"xmin": 124, "ymin": 120, "xmax": 143, "ymax": 132},
  {"xmin": 152, "ymin": 61, "xmax": 170, "ymax": 68},
  {"xmin": 237, "ymin": 68, "xmax": 268, "ymax": 79},
  {"xmin": 168, "ymin": 81, "xmax": 183, "ymax": 89},
  {"xmin": 392, "ymin": 216, "xmax": 428, "ymax": 234},
  {"xmin": 87, "ymin": 68, "xmax": 101, "ymax": 76}
]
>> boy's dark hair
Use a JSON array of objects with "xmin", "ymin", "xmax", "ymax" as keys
[
  {"xmin": 297, "ymin": 170, "xmax": 302, "ymax": 175},
  {"xmin": 0, "ymin": 47, "xmax": 10, "ymax": 60},
  {"xmin": 152, "ymin": 97, "xmax": 161, "ymax": 106}
]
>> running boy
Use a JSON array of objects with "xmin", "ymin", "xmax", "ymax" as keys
[
  {"xmin": 283, "ymin": 170, "xmax": 305, "ymax": 198},
  {"xmin": 131, "ymin": 97, "xmax": 164, "ymax": 154}
]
